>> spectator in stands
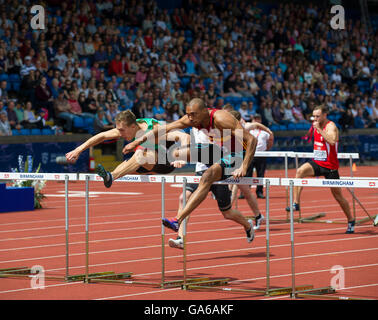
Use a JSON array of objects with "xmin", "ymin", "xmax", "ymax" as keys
[
  {"xmin": 224, "ymin": 72, "xmax": 242, "ymax": 97},
  {"xmin": 19, "ymin": 56, "xmax": 36, "ymax": 78},
  {"xmin": 0, "ymin": 111, "xmax": 12, "ymax": 136},
  {"xmin": 14, "ymin": 103, "xmax": 24, "ymax": 125},
  {"xmin": 261, "ymin": 101, "xmax": 278, "ymax": 126},
  {"xmin": 143, "ymin": 103, "xmax": 154, "ymax": 118},
  {"xmin": 54, "ymin": 91, "xmax": 75, "ymax": 132},
  {"xmin": 106, "ymin": 102, "xmax": 120, "ymax": 124},
  {"xmin": 67, "ymin": 90, "xmax": 94, "ymax": 120},
  {"xmin": 354, "ymin": 107, "xmax": 367, "ymax": 129},
  {"xmin": 93, "ymin": 109, "xmax": 114, "ymax": 134},
  {"xmin": 292, "ymin": 100, "xmax": 309, "ymax": 124},
  {"xmin": 239, "ymin": 101, "xmax": 253, "ymax": 122},
  {"xmin": 272, "ymin": 99, "xmax": 285, "ymax": 124},
  {"xmin": 35, "ymin": 76, "xmax": 54, "ymax": 118},
  {"xmin": 108, "ymin": 53, "xmax": 123, "ymax": 77},
  {"xmin": 152, "ymin": 98, "xmax": 167, "ymax": 120},
  {"xmin": 20, "ymin": 69, "xmax": 37, "ymax": 103},
  {"xmin": 6, "ymin": 100, "xmax": 21, "ymax": 130},
  {"xmin": 282, "ymin": 102, "xmax": 297, "ymax": 125},
  {"xmin": 0, "ymin": 80, "xmax": 8, "ymax": 103},
  {"xmin": 0, "ymin": 48, "xmax": 8, "ymax": 74},
  {"xmin": 363, "ymin": 101, "xmax": 376, "ymax": 128},
  {"xmin": 21, "ymin": 101, "xmax": 44, "ymax": 129},
  {"xmin": 79, "ymin": 59, "xmax": 92, "ymax": 82},
  {"xmin": 82, "ymin": 90, "xmax": 99, "ymax": 115}
]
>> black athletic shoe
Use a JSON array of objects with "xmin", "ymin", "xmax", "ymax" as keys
[
  {"xmin": 246, "ymin": 219, "xmax": 255, "ymax": 243},
  {"xmin": 256, "ymin": 192, "xmax": 265, "ymax": 199},
  {"xmin": 285, "ymin": 203, "xmax": 300, "ymax": 212},
  {"xmin": 345, "ymin": 220, "xmax": 355, "ymax": 234},
  {"xmin": 254, "ymin": 214, "xmax": 265, "ymax": 230},
  {"xmin": 95, "ymin": 164, "xmax": 113, "ymax": 188}
]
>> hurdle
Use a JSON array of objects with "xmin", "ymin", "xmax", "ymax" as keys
[
  {"xmin": 176, "ymin": 175, "xmax": 316, "ymax": 297},
  {"xmin": 282, "ymin": 178, "xmax": 378, "ymax": 300},
  {"xmin": 290, "ymin": 152, "xmax": 360, "ymax": 224},
  {"xmin": 0, "ymin": 172, "xmax": 83, "ymax": 282},
  {"xmin": 77, "ymin": 173, "xmax": 214, "ymax": 288},
  {"xmin": 341, "ymin": 177, "xmax": 378, "ymax": 226},
  {"xmin": 234, "ymin": 152, "xmax": 360, "ymax": 224},
  {"xmin": 235, "ymin": 151, "xmax": 294, "ymax": 211}
]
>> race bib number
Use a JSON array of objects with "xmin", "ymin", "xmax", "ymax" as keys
[{"xmin": 314, "ymin": 149, "xmax": 327, "ymax": 161}]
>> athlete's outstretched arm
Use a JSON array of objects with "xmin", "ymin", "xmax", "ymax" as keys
[
  {"xmin": 66, "ymin": 128, "xmax": 121, "ymax": 163},
  {"xmin": 122, "ymin": 116, "xmax": 191, "ymax": 154}
]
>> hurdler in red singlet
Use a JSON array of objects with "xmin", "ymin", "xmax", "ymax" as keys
[
  {"xmin": 313, "ymin": 120, "xmax": 339, "ymax": 170},
  {"xmin": 287, "ymin": 105, "xmax": 354, "ymax": 234}
]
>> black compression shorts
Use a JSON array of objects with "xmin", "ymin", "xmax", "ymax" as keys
[{"xmin": 308, "ymin": 160, "xmax": 340, "ymax": 179}]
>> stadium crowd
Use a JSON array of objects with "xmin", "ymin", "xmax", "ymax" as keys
[{"xmin": 0, "ymin": 0, "xmax": 377, "ymax": 137}]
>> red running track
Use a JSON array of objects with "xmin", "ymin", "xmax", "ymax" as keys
[{"xmin": 0, "ymin": 165, "xmax": 377, "ymax": 300}]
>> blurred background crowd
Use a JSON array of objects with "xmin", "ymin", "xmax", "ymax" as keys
[{"xmin": 0, "ymin": 0, "xmax": 377, "ymax": 137}]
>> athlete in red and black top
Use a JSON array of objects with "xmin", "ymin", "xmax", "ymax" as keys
[
  {"xmin": 287, "ymin": 105, "xmax": 355, "ymax": 234},
  {"xmin": 124, "ymin": 98, "xmax": 258, "ymax": 243}
]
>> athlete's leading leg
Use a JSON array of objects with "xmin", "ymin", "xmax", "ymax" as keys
[
  {"xmin": 96, "ymin": 149, "xmax": 156, "ymax": 188},
  {"xmin": 176, "ymin": 163, "xmax": 223, "ymax": 225},
  {"xmin": 293, "ymin": 162, "xmax": 315, "ymax": 205}
]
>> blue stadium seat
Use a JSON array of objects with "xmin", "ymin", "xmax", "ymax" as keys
[
  {"xmin": 12, "ymin": 81, "xmax": 20, "ymax": 91},
  {"xmin": 9, "ymin": 74, "xmax": 20, "ymax": 82},
  {"xmin": 179, "ymin": 76, "xmax": 190, "ymax": 88},
  {"xmin": 30, "ymin": 128, "xmax": 42, "ymax": 135},
  {"xmin": 296, "ymin": 123, "xmax": 307, "ymax": 130},
  {"xmin": 0, "ymin": 73, "xmax": 8, "ymax": 81},
  {"xmin": 41, "ymin": 128, "xmax": 54, "ymax": 135},
  {"xmin": 287, "ymin": 123, "xmax": 296, "ymax": 130},
  {"xmin": 73, "ymin": 117, "xmax": 85, "ymax": 128},
  {"xmin": 279, "ymin": 124, "xmax": 288, "ymax": 131},
  {"xmin": 11, "ymin": 129, "xmax": 20, "ymax": 135},
  {"xmin": 270, "ymin": 124, "xmax": 280, "ymax": 132},
  {"xmin": 20, "ymin": 129, "xmax": 31, "ymax": 135},
  {"xmin": 83, "ymin": 117, "xmax": 94, "ymax": 133}
]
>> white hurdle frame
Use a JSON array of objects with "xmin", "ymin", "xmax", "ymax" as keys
[
  {"xmin": 237, "ymin": 151, "xmax": 359, "ymax": 219},
  {"xmin": 77, "ymin": 173, "xmax": 175, "ymax": 287},
  {"xmin": 0, "ymin": 172, "xmax": 77, "ymax": 281},
  {"xmin": 281, "ymin": 178, "xmax": 378, "ymax": 300},
  {"xmin": 175, "ymin": 176, "xmax": 303, "ymax": 295}
]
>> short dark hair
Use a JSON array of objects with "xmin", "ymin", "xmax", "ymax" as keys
[
  {"xmin": 313, "ymin": 105, "xmax": 328, "ymax": 114},
  {"xmin": 115, "ymin": 110, "xmax": 137, "ymax": 126},
  {"xmin": 229, "ymin": 110, "xmax": 241, "ymax": 121},
  {"xmin": 188, "ymin": 98, "xmax": 206, "ymax": 109}
]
